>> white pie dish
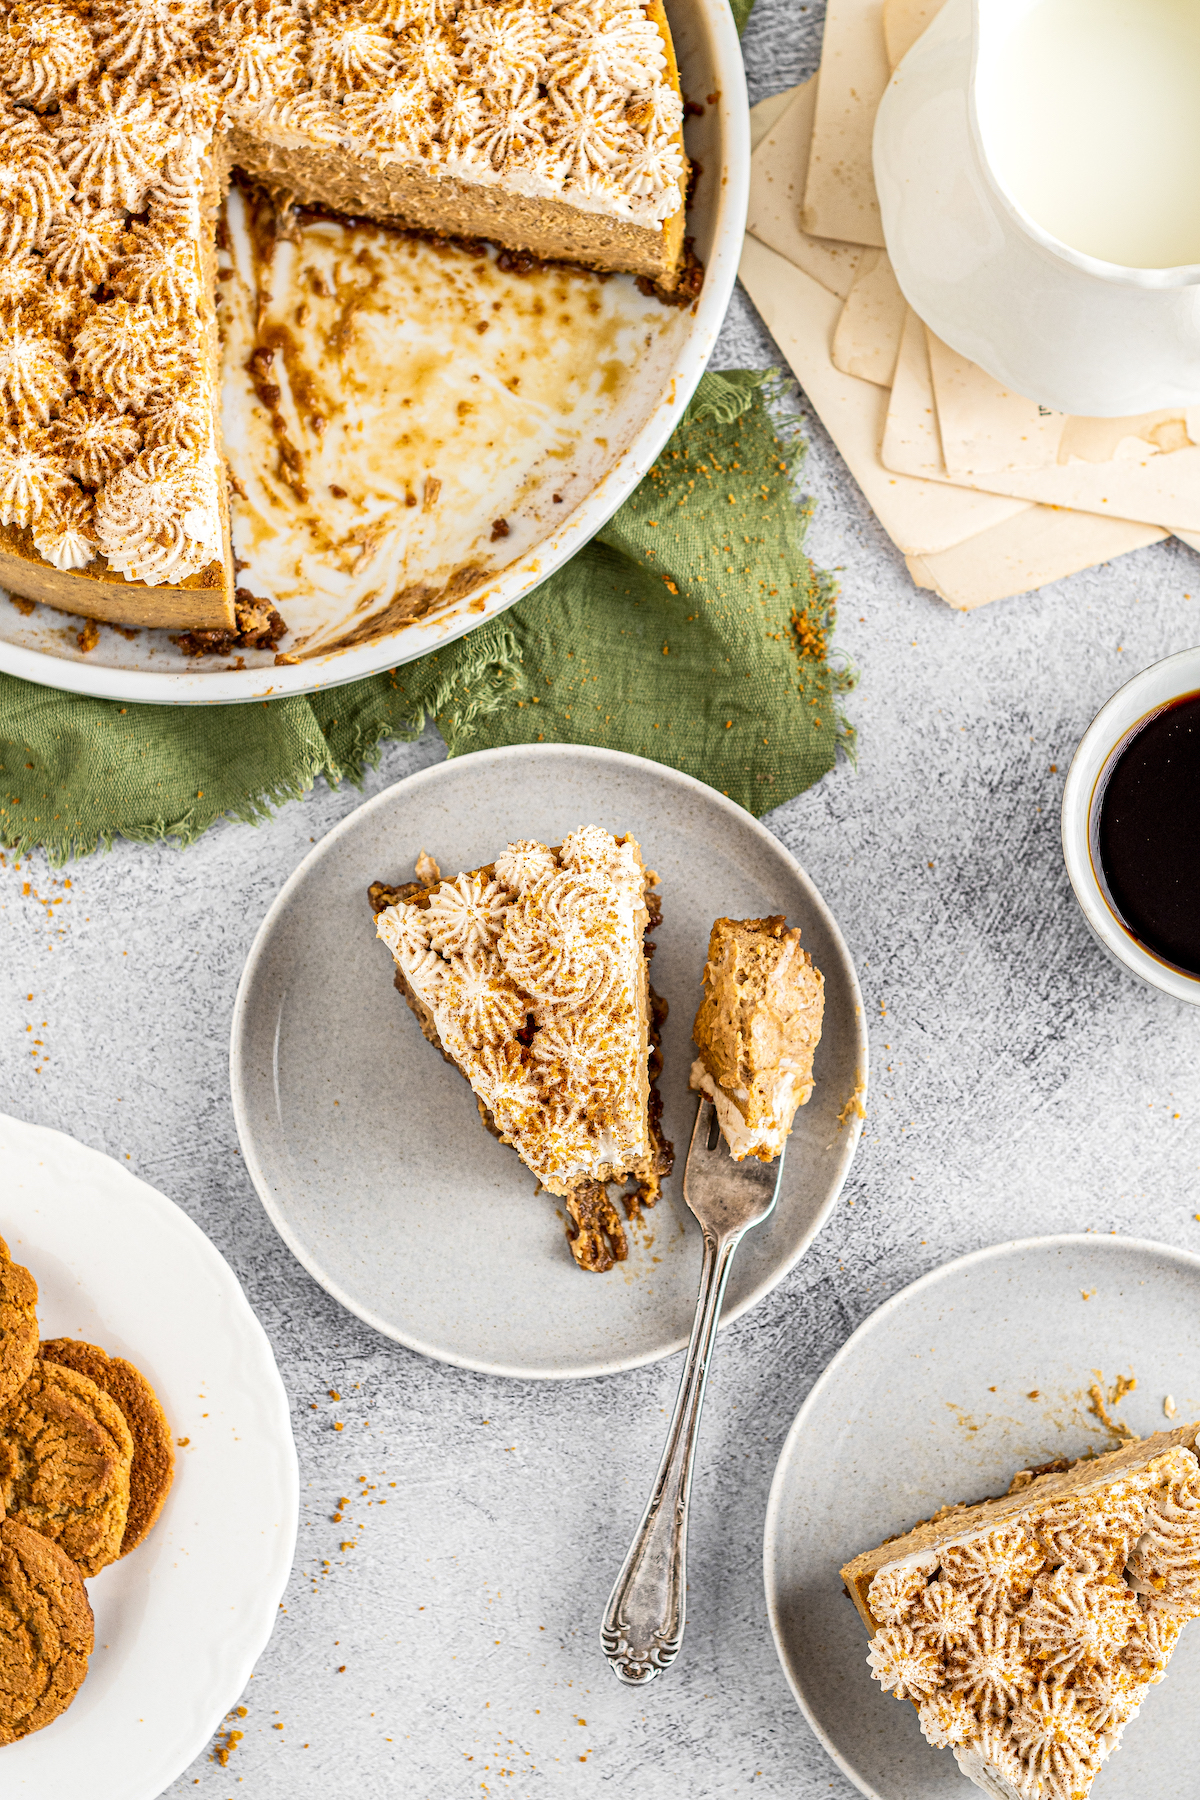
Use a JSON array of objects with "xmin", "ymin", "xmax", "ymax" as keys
[
  {"xmin": 229, "ymin": 744, "xmax": 868, "ymax": 1379},
  {"xmin": 0, "ymin": 0, "xmax": 748, "ymax": 707},
  {"xmin": 764, "ymin": 1233, "xmax": 1200, "ymax": 1800},
  {"xmin": 1061, "ymin": 645, "xmax": 1200, "ymax": 1007},
  {"xmin": 0, "ymin": 1113, "xmax": 298, "ymax": 1800}
]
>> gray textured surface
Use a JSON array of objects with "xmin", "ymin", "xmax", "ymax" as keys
[{"xmin": 3, "ymin": 1, "xmax": 1200, "ymax": 1793}]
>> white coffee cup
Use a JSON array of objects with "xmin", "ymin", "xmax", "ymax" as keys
[{"xmin": 1061, "ymin": 646, "xmax": 1200, "ymax": 1006}]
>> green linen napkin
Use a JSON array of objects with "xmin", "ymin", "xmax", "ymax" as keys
[{"xmin": 0, "ymin": 372, "xmax": 854, "ymax": 864}]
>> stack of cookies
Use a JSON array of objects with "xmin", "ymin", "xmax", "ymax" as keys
[{"xmin": 0, "ymin": 1233, "xmax": 174, "ymax": 1745}]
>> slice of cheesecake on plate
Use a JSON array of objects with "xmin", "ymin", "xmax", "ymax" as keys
[
  {"xmin": 841, "ymin": 1424, "xmax": 1200, "ymax": 1800},
  {"xmin": 689, "ymin": 915, "xmax": 824, "ymax": 1161},
  {"xmin": 369, "ymin": 824, "xmax": 671, "ymax": 1272}
]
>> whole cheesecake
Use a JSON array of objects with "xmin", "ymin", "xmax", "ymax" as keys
[{"xmin": 0, "ymin": 0, "xmax": 690, "ymax": 631}]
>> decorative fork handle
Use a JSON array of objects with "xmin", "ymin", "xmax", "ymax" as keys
[{"xmin": 600, "ymin": 1223, "xmax": 743, "ymax": 1685}]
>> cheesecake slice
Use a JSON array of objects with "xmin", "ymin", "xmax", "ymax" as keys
[
  {"xmin": 370, "ymin": 825, "xmax": 672, "ymax": 1272},
  {"xmin": 689, "ymin": 915, "xmax": 824, "ymax": 1161},
  {"xmin": 842, "ymin": 1426, "xmax": 1200, "ymax": 1800},
  {"xmin": 226, "ymin": 0, "xmax": 690, "ymax": 291}
]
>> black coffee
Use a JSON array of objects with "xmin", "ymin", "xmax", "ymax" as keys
[{"xmin": 1096, "ymin": 689, "xmax": 1200, "ymax": 977}]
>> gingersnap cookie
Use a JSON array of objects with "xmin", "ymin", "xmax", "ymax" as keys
[
  {"xmin": 0, "ymin": 1238, "xmax": 37, "ymax": 1410},
  {"xmin": 0, "ymin": 1517, "xmax": 94, "ymax": 1745},
  {"xmin": 41, "ymin": 1341, "xmax": 174, "ymax": 1557},
  {"xmin": 0, "ymin": 1361, "xmax": 133, "ymax": 1579}
]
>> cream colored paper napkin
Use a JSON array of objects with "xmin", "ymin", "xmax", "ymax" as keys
[
  {"xmin": 800, "ymin": 0, "xmax": 889, "ymax": 247},
  {"xmin": 881, "ymin": 314, "xmax": 1200, "ymax": 531},
  {"xmin": 749, "ymin": 86, "xmax": 796, "ymax": 152},
  {"xmin": 740, "ymin": 231, "xmax": 1166, "ymax": 605},
  {"xmin": 747, "ymin": 77, "xmax": 864, "ymax": 298},
  {"xmin": 924, "ymin": 332, "xmax": 1200, "ymax": 476},
  {"xmin": 883, "ymin": 0, "xmax": 943, "ymax": 67},
  {"xmin": 904, "ymin": 508, "xmax": 1169, "ymax": 607},
  {"xmin": 831, "ymin": 248, "xmax": 907, "ymax": 385},
  {"xmin": 744, "ymin": 92, "xmax": 1173, "ymax": 595},
  {"xmin": 799, "ymin": 0, "xmax": 945, "ymax": 247},
  {"xmin": 739, "ymin": 233, "xmax": 1032, "ymax": 558},
  {"xmin": 884, "ymin": 316, "xmax": 1171, "ymax": 546}
]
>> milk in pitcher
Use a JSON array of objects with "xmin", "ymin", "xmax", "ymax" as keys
[{"xmin": 980, "ymin": 0, "xmax": 1200, "ymax": 269}]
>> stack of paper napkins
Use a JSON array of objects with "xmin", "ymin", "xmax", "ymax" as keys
[{"xmin": 740, "ymin": 0, "xmax": 1200, "ymax": 608}]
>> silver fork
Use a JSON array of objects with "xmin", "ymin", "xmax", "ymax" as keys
[{"xmin": 600, "ymin": 1094, "xmax": 785, "ymax": 1685}]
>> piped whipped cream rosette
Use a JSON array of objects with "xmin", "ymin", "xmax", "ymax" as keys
[{"xmin": 95, "ymin": 444, "xmax": 224, "ymax": 583}]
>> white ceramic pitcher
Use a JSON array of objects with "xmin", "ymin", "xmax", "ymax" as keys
[{"xmin": 874, "ymin": 0, "xmax": 1200, "ymax": 416}]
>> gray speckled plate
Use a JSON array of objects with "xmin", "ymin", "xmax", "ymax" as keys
[
  {"xmin": 230, "ymin": 745, "xmax": 867, "ymax": 1378},
  {"xmin": 764, "ymin": 1234, "xmax": 1200, "ymax": 1799}
]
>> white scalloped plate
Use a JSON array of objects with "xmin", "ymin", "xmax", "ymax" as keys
[
  {"xmin": 0, "ymin": 0, "xmax": 748, "ymax": 705},
  {"xmin": 764, "ymin": 1234, "xmax": 1200, "ymax": 1799},
  {"xmin": 0, "ymin": 1113, "xmax": 298, "ymax": 1799}
]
